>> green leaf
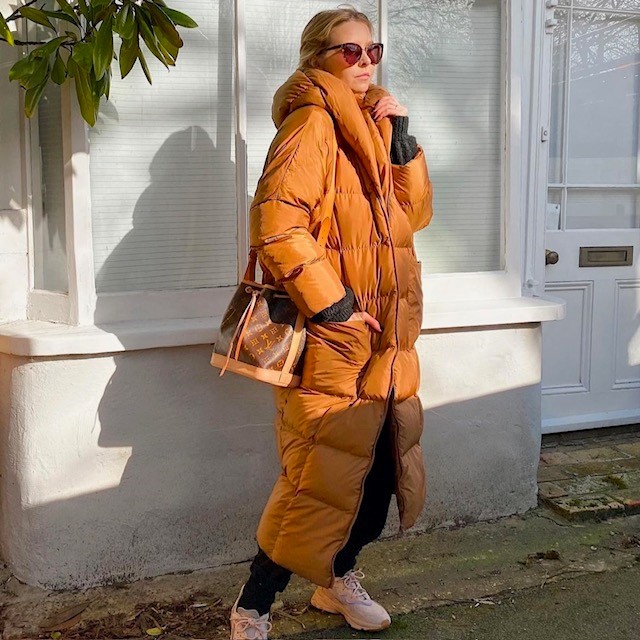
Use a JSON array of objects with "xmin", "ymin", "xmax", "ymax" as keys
[
  {"xmin": 115, "ymin": 4, "xmax": 136, "ymax": 40},
  {"xmin": 51, "ymin": 51, "xmax": 66, "ymax": 84},
  {"xmin": 137, "ymin": 47, "xmax": 152, "ymax": 84},
  {"xmin": 162, "ymin": 8, "xmax": 197, "ymax": 29},
  {"xmin": 56, "ymin": 0, "xmax": 77, "ymax": 20},
  {"xmin": 118, "ymin": 36, "xmax": 138, "ymax": 78},
  {"xmin": 19, "ymin": 7, "xmax": 56, "ymax": 31},
  {"xmin": 135, "ymin": 6, "xmax": 168, "ymax": 68},
  {"xmin": 31, "ymin": 35, "xmax": 69, "ymax": 59},
  {"xmin": 93, "ymin": 14, "xmax": 114, "ymax": 79},
  {"xmin": 8, "ymin": 55, "xmax": 37, "ymax": 82},
  {"xmin": 77, "ymin": 0, "xmax": 91, "ymax": 23},
  {"xmin": 68, "ymin": 57, "xmax": 97, "ymax": 126},
  {"xmin": 0, "ymin": 11, "xmax": 15, "ymax": 46},
  {"xmin": 94, "ymin": 2, "xmax": 117, "ymax": 25},
  {"xmin": 144, "ymin": 2, "xmax": 182, "ymax": 48},
  {"xmin": 42, "ymin": 9, "xmax": 80, "ymax": 27},
  {"xmin": 24, "ymin": 74, "xmax": 50, "ymax": 118},
  {"xmin": 21, "ymin": 56, "xmax": 50, "ymax": 89},
  {"xmin": 71, "ymin": 40, "xmax": 94, "ymax": 71}
]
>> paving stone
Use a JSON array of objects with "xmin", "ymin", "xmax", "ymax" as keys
[
  {"xmin": 541, "ymin": 494, "xmax": 626, "ymax": 521},
  {"xmin": 554, "ymin": 475, "xmax": 623, "ymax": 496},
  {"xmin": 539, "ymin": 451, "xmax": 579, "ymax": 465},
  {"xmin": 614, "ymin": 442, "xmax": 640, "ymax": 458},
  {"xmin": 605, "ymin": 490, "xmax": 640, "ymax": 515},
  {"xmin": 561, "ymin": 457, "xmax": 640, "ymax": 478},
  {"xmin": 569, "ymin": 446, "xmax": 633, "ymax": 463},
  {"xmin": 537, "ymin": 464, "xmax": 573, "ymax": 482},
  {"xmin": 537, "ymin": 482, "xmax": 568, "ymax": 499}
]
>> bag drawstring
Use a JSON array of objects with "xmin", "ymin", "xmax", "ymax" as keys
[{"xmin": 219, "ymin": 289, "xmax": 260, "ymax": 376}]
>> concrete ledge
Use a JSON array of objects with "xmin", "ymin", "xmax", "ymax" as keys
[{"xmin": 0, "ymin": 296, "xmax": 564, "ymax": 357}]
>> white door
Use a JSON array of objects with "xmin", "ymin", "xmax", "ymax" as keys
[{"xmin": 541, "ymin": 2, "xmax": 640, "ymax": 434}]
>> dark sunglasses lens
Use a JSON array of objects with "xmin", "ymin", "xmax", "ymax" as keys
[
  {"xmin": 342, "ymin": 43, "xmax": 363, "ymax": 65},
  {"xmin": 368, "ymin": 43, "xmax": 383, "ymax": 64}
]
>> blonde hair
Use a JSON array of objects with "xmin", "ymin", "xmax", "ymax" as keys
[{"xmin": 298, "ymin": 5, "xmax": 374, "ymax": 70}]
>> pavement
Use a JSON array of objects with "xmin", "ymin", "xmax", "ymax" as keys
[{"xmin": 1, "ymin": 425, "xmax": 639, "ymax": 640}]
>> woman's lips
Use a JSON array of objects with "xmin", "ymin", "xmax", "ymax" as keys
[{"xmin": 356, "ymin": 74, "xmax": 371, "ymax": 80}]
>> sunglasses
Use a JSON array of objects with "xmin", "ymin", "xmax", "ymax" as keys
[{"xmin": 320, "ymin": 42, "xmax": 384, "ymax": 66}]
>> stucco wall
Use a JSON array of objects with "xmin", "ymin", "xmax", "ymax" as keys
[{"xmin": 0, "ymin": 324, "xmax": 541, "ymax": 589}]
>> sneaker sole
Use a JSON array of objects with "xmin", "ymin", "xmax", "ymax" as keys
[{"xmin": 310, "ymin": 590, "xmax": 392, "ymax": 632}]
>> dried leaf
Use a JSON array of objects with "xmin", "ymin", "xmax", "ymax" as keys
[{"xmin": 40, "ymin": 601, "xmax": 91, "ymax": 630}]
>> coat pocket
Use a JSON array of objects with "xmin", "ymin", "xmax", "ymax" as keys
[
  {"xmin": 406, "ymin": 260, "xmax": 423, "ymax": 344},
  {"xmin": 301, "ymin": 319, "xmax": 372, "ymax": 397}
]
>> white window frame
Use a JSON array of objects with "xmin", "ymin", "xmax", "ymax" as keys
[{"xmin": 25, "ymin": 0, "xmax": 529, "ymax": 329}]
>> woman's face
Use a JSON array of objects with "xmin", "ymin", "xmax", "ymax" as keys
[{"xmin": 317, "ymin": 20, "xmax": 375, "ymax": 97}]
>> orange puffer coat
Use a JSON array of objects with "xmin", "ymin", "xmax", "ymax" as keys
[{"xmin": 249, "ymin": 68, "xmax": 434, "ymax": 588}]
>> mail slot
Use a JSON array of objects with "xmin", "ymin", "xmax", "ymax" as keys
[{"xmin": 579, "ymin": 246, "xmax": 633, "ymax": 267}]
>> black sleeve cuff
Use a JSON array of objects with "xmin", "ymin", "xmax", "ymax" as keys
[
  {"xmin": 391, "ymin": 116, "xmax": 418, "ymax": 165},
  {"xmin": 310, "ymin": 286, "xmax": 355, "ymax": 323}
]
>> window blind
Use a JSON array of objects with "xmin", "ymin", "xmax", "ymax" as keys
[
  {"xmin": 89, "ymin": 0, "xmax": 236, "ymax": 293},
  {"xmin": 388, "ymin": 0, "xmax": 502, "ymax": 273},
  {"xmin": 245, "ymin": 0, "xmax": 377, "ymax": 195}
]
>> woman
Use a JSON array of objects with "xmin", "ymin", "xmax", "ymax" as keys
[{"xmin": 230, "ymin": 6, "xmax": 434, "ymax": 639}]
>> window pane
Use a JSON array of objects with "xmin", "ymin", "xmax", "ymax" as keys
[
  {"xmin": 549, "ymin": 10, "xmax": 568, "ymax": 184},
  {"xmin": 32, "ymin": 39, "xmax": 67, "ymax": 292},
  {"xmin": 246, "ymin": 1, "xmax": 377, "ymax": 195},
  {"xmin": 388, "ymin": 0, "xmax": 502, "ymax": 274},
  {"xmin": 566, "ymin": 188, "xmax": 640, "ymax": 229},
  {"xmin": 89, "ymin": 0, "xmax": 236, "ymax": 293},
  {"xmin": 576, "ymin": 1, "xmax": 640, "ymax": 10},
  {"xmin": 567, "ymin": 10, "xmax": 640, "ymax": 185}
]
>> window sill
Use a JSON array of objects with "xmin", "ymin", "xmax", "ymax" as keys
[{"xmin": 0, "ymin": 296, "xmax": 564, "ymax": 357}]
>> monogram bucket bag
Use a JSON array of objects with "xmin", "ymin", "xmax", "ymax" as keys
[{"xmin": 210, "ymin": 168, "xmax": 336, "ymax": 388}]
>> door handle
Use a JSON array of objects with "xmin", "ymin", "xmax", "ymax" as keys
[{"xmin": 545, "ymin": 249, "xmax": 559, "ymax": 265}]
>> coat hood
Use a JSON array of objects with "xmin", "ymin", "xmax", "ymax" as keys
[{"xmin": 272, "ymin": 68, "xmax": 393, "ymax": 198}]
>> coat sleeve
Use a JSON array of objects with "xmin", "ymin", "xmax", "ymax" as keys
[
  {"xmin": 249, "ymin": 106, "xmax": 345, "ymax": 318},
  {"xmin": 391, "ymin": 145, "xmax": 434, "ymax": 233}
]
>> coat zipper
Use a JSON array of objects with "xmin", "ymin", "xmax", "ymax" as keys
[{"xmin": 329, "ymin": 189, "xmax": 402, "ymax": 585}]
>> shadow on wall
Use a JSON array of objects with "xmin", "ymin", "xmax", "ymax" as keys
[
  {"xmin": 93, "ymin": 124, "xmax": 236, "ymax": 295},
  {"xmin": 12, "ymin": 362, "xmax": 541, "ymax": 590}
]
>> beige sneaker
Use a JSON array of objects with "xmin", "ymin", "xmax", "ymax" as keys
[
  {"xmin": 230, "ymin": 586, "xmax": 273, "ymax": 640},
  {"xmin": 310, "ymin": 569, "xmax": 391, "ymax": 631}
]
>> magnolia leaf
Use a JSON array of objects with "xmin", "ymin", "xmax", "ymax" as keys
[
  {"xmin": 42, "ymin": 9, "xmax": 79, "ymax": 27},
  {"xmin": 56, "ymin": 0, "xmax": 77, "ymax": 20},
  {"xmin": 118, "ymin": 36, "xmax": 138, "ymax": 78},
  {"xmin": 20, "ymin": 7, "xmax": 56, "ymax": 31},
  {"xmin": 68, "ymin": 58, "xmax": 97, "ymax": 126},
  {"xmin": 0, "ymin": 12, "xmax": 14, "ymax": 45},
  {"xmin": 135, "ymin": 7, "xmax": 169, "ymax": 68},
  {"xmin": 71, "ymin": 40, "xmax": 93, "ymax": 71},
  {"xmin": 8, "ymin": 55, "xmax": 37, "ymax": 82},
  {"xmin": 137, "ymin": 47, "xmax": 152, "ymax": 84},
  {"xmin": 21, "ymin": 56, "xmax": 49, "ymax": 89},
  {"xmin": 145, "ymin": 2, "xmax": 182, "ymax": 49},
  {"xmin": 162, "ymin": 7, "xmax": 198, "ymax": 28},
  {"xmin": 93, "ymin": 14, "xmax": 114, "ymax": 79},
  {"xmin": 31, "ymin": 35, "xmax": 69, "ymax": 59},
  {"xmin": 77, "ymin": 0, "xmax": 91, "ymax": 22},
  {"xmin": 51, "ymin": 52, "xmax": 66, "ymax": 84},
  {"xmin": 24, "ymin": 75, "xmax": 50, "ymax": 117},
  {"xmin": 116, "ymin": 4, "xmax": 136, "ymax": 40}
]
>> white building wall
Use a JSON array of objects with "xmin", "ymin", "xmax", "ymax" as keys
[
  {"xmin": 0, "ymin": 38, "xmax": 28, "ymax": 322},
  {"xmin": 0, "ymin": 327, "xmax": 541, "ymax": 589}
]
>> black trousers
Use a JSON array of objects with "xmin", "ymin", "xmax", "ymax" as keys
[{"xmin": 238, "ymin": 395, "xmax": 396, "ymax": 615}]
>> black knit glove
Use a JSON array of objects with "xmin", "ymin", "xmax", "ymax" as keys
[
  {"xmin": 391, "ymin": 116, "xmax": 418, "ymax": 165},
  {"xmin": 310, "ymin": 286, "xmax": 355, "ymax": 323}
]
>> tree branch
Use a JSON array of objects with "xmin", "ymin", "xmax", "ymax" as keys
[{"xmin": 6, "ymin": 0, "xmax": 42, "ymax": 22}]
